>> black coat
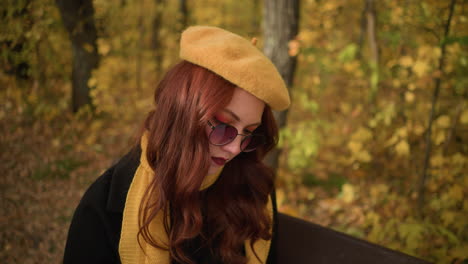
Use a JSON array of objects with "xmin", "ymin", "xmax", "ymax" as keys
[{"xmin": 63, "ymin": 148, "xmax": 278, "ymax": 264}]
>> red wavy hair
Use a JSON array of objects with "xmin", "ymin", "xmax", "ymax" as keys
[{"xmin": 139, "ymin": 61, "xmax": 278, "ymax": 264}]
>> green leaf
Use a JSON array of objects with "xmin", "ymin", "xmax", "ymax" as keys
[
  {"xmin": 338, "ymin": 43, "xmax": 358, "ymax": 62},
  {"xmin": 442, "ymin": 36, "xmax": 468, "ymax": 45}
]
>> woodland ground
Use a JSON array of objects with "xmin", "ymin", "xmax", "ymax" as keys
[{"xmin": 0, "ymin": 105, "xmax": 138, "ymax": 263}]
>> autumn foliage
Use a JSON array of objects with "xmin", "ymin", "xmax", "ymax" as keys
[{"xmin": 1, "ymin": 0, "xmax": 467, "ymax": 263}]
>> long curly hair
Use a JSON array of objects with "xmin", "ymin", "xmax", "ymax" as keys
[{"xmin": 139, "ymin": 61, "xmax": 278, "ymax": 264}]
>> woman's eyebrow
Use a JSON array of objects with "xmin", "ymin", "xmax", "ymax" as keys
[{"xmin": 221, "ymin": 109, "xmax": 261, "ymax": 127}]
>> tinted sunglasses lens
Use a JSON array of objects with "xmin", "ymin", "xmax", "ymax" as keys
[
  {"xmin": 241, "ymin": 135, "xmax": 265, "ymax": 152},
  {"xmin": 210, "ymin": 124, "xmax": 237, "ymax": 145}
]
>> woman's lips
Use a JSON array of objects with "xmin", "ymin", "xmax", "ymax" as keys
[{"xmin": 211, "ymin": 157, "xmax": 227, "ymax": 166}]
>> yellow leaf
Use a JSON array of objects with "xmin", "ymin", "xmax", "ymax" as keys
[
  {"xmin": 427, "ymin": 180, "xmax": 438, "ymax": 192},
  {"xmin": 288, "ymin": 39, "xmax": 300, "ymax": 56},
  {"xmin": 405, "ymin": 91, "xmax": 415, "ymax": 103},
  {"xmin": 412, "ymin": 60, "xmax": 429, "ymax": 77},
  {"xmin": 395, "ymin": 140, "xmax": 410, "ymax": 156},
  {"xmin": 27, "ymin": 93, "xmax": 38, "ymax": 104},
  {"xmin": 430, "ymin": 155, "xmax": 445, "ymax": 167},
  {"xmin": 384, "ymin": 134, "xmax": 399, "ymax": 147},
  {"xmin": 82, "ymin": 43, "xmax": 95, "ymax": 53},
  {"xmin": 370, "ymin": 184, "xmax": 389, "ymax": 197},
  {"xmin": 398, "ymin": 223, "xmax": 425, "ymax": 251},
  {"xmin": 366, "ymin": 211, "xmax": 381, "ymax": 226},
  {"xmin": 448, "ymin": 185, "xmax": 464, "ymax": 202},
  {"xmin": 434, "ymin": 130, "xmax": 446, "ymax": 145},
  {"xmin": 460, "ymin": 109, "xmax": 468, "ymax": 124},
  {"xmin": 340, "ymin": 102, "xmax": 351, "ymax": 114},
  {"xmin": 441, "ymin": 211, "xmax": 456, "ymax": 226},
  {"xmin": 390, "ymin": 7, "xmax": 404, "ymax": 25},
  {"xmin": 436, "ymin": 115, "xmax": 451, "ymax": 128},
  {"xmin": 279, "ymin": 205, "xmax": 300, "ymax": 218},
  {"xmin": 449, "ymin": 244, "xmax": 468, "ymax": 259},
  {"xmin": 98, "ymin": 38, "xmax": 111, "ymax": 55},
  {"xmin": 413, "ymin": 124, "xmax": 425, "ymax": 136},
  {"xmin": 343, "ymin": 61, "xmax": 360, "ymax": 73},
  {"xmin": 429, "ymin": 199, "xmax": 441, "ymax": 210},
  {"xmin": 399, "ymin": 56, "xmax": 414, "ymax": 67},
  {"xmin": 341, "ymin": 184, "xmax": 355, "ymax": 203},
  {"xmin": 417, "ymin": 45, "xmax": 433, "ymax": 58},
  {"xmin": 451, "ymin": 153, "xmax": 465, "ymax": 165},
  {"xmin": 323, "ymin": 1, "xmax": 338, "ymax": 11},
  {"xmin": 432, "ymin": 47, "xmax": 442, "ymax": 59},
  {"xmin": 299, "ymin": 30, "xmax": 319, "ymax": 44},
  {"xmin": 447, "ymin": 43, "xmax": 461, "ymax": 55},
  {"xmin": 52, "ymin": 138, "xmax": 60, "ymax": 148},
  {"xmin": 396, "ymin": 127, "xmax": 408, "ymax": 138},
  {"xmin": 88, "ymin": 77, "xmax": 97, "ymax": 87},
  {"xmin": 356, "ymin": 150, "xmax": 372, "ymax": 162},
  {"xmin": 351, "ymin": 127, "xmax": 373, "ymax": 142},
  {"xmin": 312, "ymin": 75, "xmax": 320, "ymax": 85},
  {"xmin": 348, "ymin": 141, "xmax": 363, "ymax": 153}
]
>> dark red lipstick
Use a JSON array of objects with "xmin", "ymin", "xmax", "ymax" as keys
[{"xmin": 211, "ymin": 157, "xmax": 227, "ymax": 166}]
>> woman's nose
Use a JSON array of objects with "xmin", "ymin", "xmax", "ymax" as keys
[{"xmin": 221, "ymin": 136, "xmax": 243, "ymax": 155}]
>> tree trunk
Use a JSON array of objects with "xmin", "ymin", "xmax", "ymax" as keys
[
  {"xmin": 179, "ymin": 0, "xmax": 189, "ymax": 30},
  {"xmin": 136, "ymin": 0, "xmax": 144, "ymax": 91},
  {"xmin": 366, "ymin": 0, "xmax": 378, "ymax": 67},
  {"xmin": 250, "ymin": 0, "xmax": 261, "ymax": 36},
  {"xmin": 56, "ymin": 0, "xmax": 99, "ymax": 112},
  {"xmin": 151, "ymin": 0, "xmax": 166, "ymax": 77},
  {"xmin": 365, "ymin": 0, "xmax": 379, "ymax": 101},
  {"xmin": 357, "ymin": 0, "xmax": 367, "ymax": 60},
  {"xmin": 263, "ymin": 0, "xmax": 299, "ymax": 173}
]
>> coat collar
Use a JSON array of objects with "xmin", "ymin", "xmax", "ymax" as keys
[{"xmin": 106, "ymin": 145, "xmax": 141, "ymax": 213}]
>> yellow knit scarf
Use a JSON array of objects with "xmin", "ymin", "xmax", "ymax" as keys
[{"xmin": 119, "ymin": 133, "xmax": 273, "ymax": 263}]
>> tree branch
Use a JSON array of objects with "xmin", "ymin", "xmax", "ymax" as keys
[{"xmin": 417, "ymin": 0, "xmax": 457, "ymax": 214}]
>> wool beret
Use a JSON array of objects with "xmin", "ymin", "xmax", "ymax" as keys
[{"xmin": 180, "ymin": 26, "xmax": 290, "ymax": 111}]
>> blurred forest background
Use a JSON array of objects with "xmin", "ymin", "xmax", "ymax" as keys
[{"xmin": 1, "ymin": 0, "xmax": 467, "ymax": 263}]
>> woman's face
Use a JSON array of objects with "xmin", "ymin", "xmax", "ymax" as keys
[{"xmin": 206, "ymin": 87, "xmax": 265, "ymax": 175}]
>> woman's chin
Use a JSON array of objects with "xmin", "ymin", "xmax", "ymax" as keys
[
  {"xmin": 207, "ymin": 166, "xmax": 218, "ymax": 175},
  {"xmin": 208, "ymin": 160, "xmax": 225, "ymax": 175}
]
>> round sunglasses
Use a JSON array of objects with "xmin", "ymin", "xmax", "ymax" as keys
[{"xmin": 207, "ymin": 120, "xmax": 266, "ymax": 152}]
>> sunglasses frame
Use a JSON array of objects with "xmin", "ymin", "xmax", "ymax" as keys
[{"xmin": 207, "ymin": 120, "xmax": 266, "ymax": 152}]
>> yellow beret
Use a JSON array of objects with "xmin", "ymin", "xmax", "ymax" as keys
[{"xmin": 180, "ymin": 26, "xmax": 290, "ymax": 111}]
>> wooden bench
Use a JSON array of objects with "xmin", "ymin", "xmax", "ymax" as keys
[{"xmin": 276, "ymin": 213, "xmax": 432, "ymax": 264}]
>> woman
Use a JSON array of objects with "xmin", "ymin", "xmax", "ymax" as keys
[{"xmin": 64, "ymin": 26, "xmax": 290, "ymax": 264}]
